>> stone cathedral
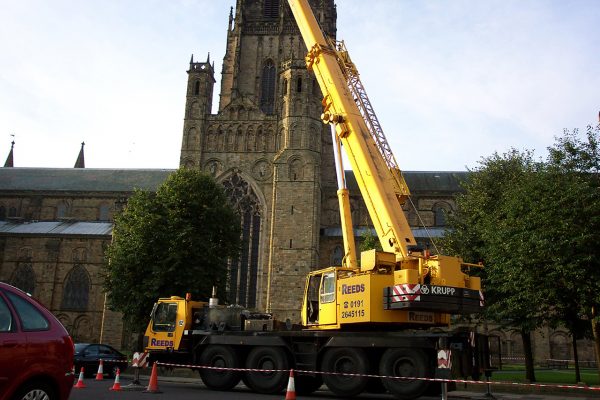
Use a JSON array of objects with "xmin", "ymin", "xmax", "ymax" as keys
[
  {"xmin": 179, "ymin": 0, "xmax": 339, "ymax": 321},
  {"xmin": 1, "ymin": 0, "xmax": 592, "ymax": 363}
]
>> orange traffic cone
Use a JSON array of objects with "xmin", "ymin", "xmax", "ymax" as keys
[
  {"xmin": 109, "ymin": 368, "xmax": 122, "ymax": 391},
  {"xmin": 143, "ymin": 362, "xmax": 162, "ymax": 393},
  {"xmin": 95, "ymin": 360, "xmax": 104, "ymax": 380},
  {"xmin": 73, "ymin": 367, "xmax": 86, "ymax": 388},
  {"xmin": 285, "ymin": 369, "xmax": 296, "ymax": 400}
]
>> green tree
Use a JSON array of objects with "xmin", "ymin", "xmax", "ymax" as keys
[
  {"xmin": 103, "ymin": 169, "xmax": 241, "ymax": 334},
  {"xmin": 443, "ymin": 149, "xmax": 547, "ymax": 382},
  {"xmin": 445, "ymin": 124, "xmax": 600, "ymax": 383},
  {"xmin": 546, "ymin": 124, "xmax": 600, "ymax": 381}
]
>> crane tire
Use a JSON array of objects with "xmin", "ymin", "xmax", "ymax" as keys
[
  {"xmin": 321, "ymin": 347, "xmax": 369, "ymax": 397},
  {"xmin": 242, "ymin": 346, "xmax": 290, "ymax": 394},
  {"xmin": 198, "ymin": 345, "xmax": 241, "ymax": 390},
  {"xmin": 379, "ymin": 348, "xmax": 430, "ymax": 399}
]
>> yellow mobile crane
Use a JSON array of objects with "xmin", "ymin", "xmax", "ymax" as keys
[
  {"xmin": 143, "ymin": 2, "xmax": 494, "ymax": 399},
  {"xmin": 289, "ymin": 0, "xmax": 484, "ymax": 331}
]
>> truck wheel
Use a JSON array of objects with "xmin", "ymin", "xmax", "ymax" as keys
[
  {"xmin": 243, "ymin": 346, "xmax": 290, "ymax": 394},
  {"xmin": 295, "ymin": 374, "xmax": 323, "ymax": 395},
  {"xmin": 321, "ymin": 347, "xmax": 369, "ymax": 397},
  {"xmin": 379, "ymin": 348, "xmax": 430, "ymax": 399},
  {"xmin": 199, "ymin": 345, "xmax": 241, "ymax": 390}
]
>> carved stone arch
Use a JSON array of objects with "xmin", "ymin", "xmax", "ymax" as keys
[
  {"xmin": 207, "ymin": 126, "xmax": 217, "ymax": 151},
  {"xmin": 238, "ymin": 106, "xmax": 246, "ymax": 120},
  {"xmin": 266, "ymin": 128, "xmax": 275, "ymax": 152},
  {"xmin": 186, "ymin": 127, "xmax": 198, "ymax": 149},
  {"xmin": 256, "ymin": 126, "xmax": 266, "ymax": 151},
  {"xmin": 508, "ymin": 330, "xmax": 526, "ymax": 359},
  {"xmin": 488, "ymin": 329, "xmax": 508, "ymax": 357},
  {"xmin": 433, "ymin": 201, "xmax": 453, "ymax": 227},
  {"xmin": 189, "ymin": 101, "xmax": 200, "ymax": 118},
  {"xmin": 73, "ymin": 315, "xmax": 93, "ymax": 343},
  {"xmin": 247, "ymin": 125, "xmax": 256, "ymax": 151},
  {"xmin": 288, "ymin": 156, "xmax": 304, "ymax": 181},
  {"xmin": 98, "ymin": 201, "xmax": 110, "ymax": 221},
  {"xmin": 56, "ymin": 200, "xmax": 72, "ymax": 219},
  {"xmin": 217, "ymin": 126, "xmax": 225, "ymax": 152},
  {"xmin": 289, "ymin": 123, "xmax": 301, "ymax": 149},
  {"xmin": 10, "ymin": 263, "xmax": 35, "ymax": 295},
  {"xmin": 61, "ymin": 265, "xmax": 90, "ymax": 311},
  {"xmin": 56, "ymin": 314, "xmax": 72, "ymax": 333},
  {"xmin": 218, "ymin": 171, "xmax": 266, "ymax": 308},
  {"xmin": 235, "ymin": 125, "xmax": 244, "ymax": 151},
  {"xmin": 276, "ymin": 127, "xmax": 284, "ymax": 151},
  {"xmin": 204, "ymin": 159, "xmax": 223, "ymax": 178},
  {"xmin": 183, "ymin": 158, "xmax": 196, "ymax": 169},
  {"xmin": 293, "ymin": 98, "xmax": 303, "ymax": 116},
  {"xmin": 550, "ymin": 331, "xmax": 570, "ymax": 360}
]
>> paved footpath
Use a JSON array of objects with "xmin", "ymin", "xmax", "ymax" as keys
[{"xmin": 450, "ymin": 389, "xmax": 599, "ymax": 400}]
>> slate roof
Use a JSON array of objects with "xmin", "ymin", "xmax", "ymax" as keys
[
  {"xmin": 345, "ymin": 171, "xmax": 468, "ymax": 193},
  {"xmin": 0, "ymin": 168, "xmax": 468, "ymax": 193},
  {"xmin": 0, "ymin": 220, "xmax": 113, "ymax": 237},
  {"xmin": 0, "ymin": 168, "xmax": 174, "ymax": 193}
]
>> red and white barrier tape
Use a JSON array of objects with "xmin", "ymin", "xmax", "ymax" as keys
[
  {"xmin": 99, "ymin": 359, "xmax": 129, "ymax": 364},
  {"xmin": 154, "ymin": 361, "xmax": 600, "ymax": 392}
]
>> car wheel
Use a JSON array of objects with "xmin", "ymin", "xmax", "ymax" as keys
[{"xmin": 11, "ymin": 381, "xmax": 56, "ymax": 400}]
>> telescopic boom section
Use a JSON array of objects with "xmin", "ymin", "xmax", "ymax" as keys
[{"xmin": 287, "ymin": 0, "xmax": 415, "ymax": 258}]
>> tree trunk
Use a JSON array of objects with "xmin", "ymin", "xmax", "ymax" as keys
[
  {"xmin": 521, "ymin": 328, "xmax": 536, "ymax": 382},
  {"xmin": 572, "ymin": 331, "xmax": 581, "ymax": 383},
  {"xmin": 591, "ymin": 307, "xmax": 600, "ymax": 382}
]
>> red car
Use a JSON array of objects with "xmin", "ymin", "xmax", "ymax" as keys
[{"xmin": 0, "ymin": 282, "xmax": 75, "ymax": 400}]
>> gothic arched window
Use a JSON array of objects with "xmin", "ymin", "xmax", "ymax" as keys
[
  {"xmin": 260, "ymin": 60, "xmax": 276, "ymax": 115},
  {"xmin": 221, "ymin": 173, "xmax": 262, "ymax": 308},
  {"xmin": 433, "ymin": 202, "xmax": 451, "ymax": 227},
  {"xmin": 61, "ymin": 265, "xmax": 90, "ymax": 311},
  {"xmin": 264, "ymin": 0, "xmax": 279, "ymax": 19},
  {"xmin": 296, "ymin": 77, "xmax": 302, "ymax": 93},
  {"xmin": 194, "ymin": 80, "xmax": 200, "ymax": 95},
  {"xmin": 10, "ymin": 263, "xmax": 35, "ymax": 294},
  {"xmin": 99, "ymin": 204, "xmax": 110, "ymax": 221},
  {"xmin": 0, "ymin": 206, "xmax": 5, "ymax": 220}
]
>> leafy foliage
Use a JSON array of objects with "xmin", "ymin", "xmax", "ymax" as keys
[
  {"xmin": 443, "ymin": 124, "xmax": 600, "ymax": 381},
  {"xmin": 103, "ymin": 169, "xmax": 241, "ymax": 331}
]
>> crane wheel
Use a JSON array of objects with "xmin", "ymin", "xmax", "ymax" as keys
[
  {"xmin": 379, "ymin": 348, "xmax": 430, "ymax": 399},
  {"xmin": 321, "ymin": 347, "xmax": 369, "ymax": 396},
  {"xmin": 242, "ymin": 346, "xmax": 290, "ymax": 394},
  {"xmin": 198, "ymin": 345, "xmax": 241, "ymax": 390}
]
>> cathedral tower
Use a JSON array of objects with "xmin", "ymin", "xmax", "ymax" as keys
[{"xmin": 179, "ymin": 0, "xmax": 337, "ymax": 321}]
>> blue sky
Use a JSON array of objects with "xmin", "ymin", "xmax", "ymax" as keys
[{"xmin": 0, "ymin": 0, "xmax": 598, "ymax": 171}]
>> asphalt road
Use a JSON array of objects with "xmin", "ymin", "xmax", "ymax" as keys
[{"xmin": 67, "ymin": 375, "xmax": 439, "ymax": 400}]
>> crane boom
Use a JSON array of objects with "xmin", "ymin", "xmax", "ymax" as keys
[{"xmin": 288, "ymin": 0, "xmax": 415, "ymax": 258}]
